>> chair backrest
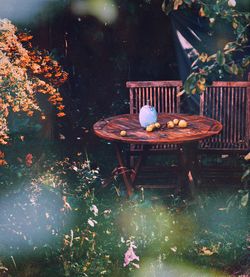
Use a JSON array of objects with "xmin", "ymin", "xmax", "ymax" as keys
[
  {"xmin": 127, "ymin": 81, "xmax": 182, "ymax": 114},
  {"xmin": 200, "ymin": 77, "xmax": 250, "ymax": 152}
]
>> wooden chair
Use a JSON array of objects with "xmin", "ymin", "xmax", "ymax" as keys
[
  {"xmin": 199, "ymin": 78, "xmax": 250, "ymax": 154},
  {"xmin": 127, "ymin": 81, "xmax": 182, "ymax": 187},
  {"xmin": 198, "ymin": 76, "xmax": 250, "ymax": 184}
]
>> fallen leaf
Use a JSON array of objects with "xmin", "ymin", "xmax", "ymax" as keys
[
  {"xmin": 170, "ymin": 246, "xmax": 177, "ymax": 252},
  {"xmin": 59, "ymin": 134, "xmax": 66, "ymax": 140},
  {"xmin": 199, "ymin": 247, "xmax": 215, "ymax": 256},
  {"xmin": 241, "ymin": 192, "xmax": 249, "ymax": 207},
  {"xmin": 244, "ymin": 152, "xmax": 250, "ymax": 161}
]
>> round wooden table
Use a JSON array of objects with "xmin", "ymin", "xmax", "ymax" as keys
[{"xmin": 93, "ymin": 113, "xmax": 222, "ymax": 196}]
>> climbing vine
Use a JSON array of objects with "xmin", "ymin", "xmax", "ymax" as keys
[{"xmin": 162, "ymin": 0, "xmax": 250, "ymax": 94}]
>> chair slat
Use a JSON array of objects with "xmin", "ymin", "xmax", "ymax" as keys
[
  {"xmin": 127, "ymin": 80, "xmax": 182, "ymax": 115},
  {"xmin": 199, "ymin": 79, "xmax": 250, "ymax": 152},
  {"xmin": 127, "ymin": 81, "xmax": 182, "ymax": 160}
]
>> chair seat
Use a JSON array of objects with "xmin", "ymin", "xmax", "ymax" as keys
[
  {"xmin": 130, "ymin": 144, "xmax": 179, "ymax": 153},
  {"xmin": 199, "ymin": 140, "xmax": 249, "ymax": 151}
]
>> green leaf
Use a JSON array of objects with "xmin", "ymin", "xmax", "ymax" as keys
[
  {"xmin": 241, "ymin": 192, "xmax": 248, "ymax": 207},
  {"xmin": 224, "ymin": 41, "xmax": 237, "ymax": 51},
  {"xmin": 213, "ymin": 4, "xmax": 220, "ymax": 14},
  {"xmin": 237, "ymin": 66, "xmax": 244, "ymax": 78},
  {"xmin": 183, "ymin": 0, "xmax": 192, "ymax": 4},
  {"xmin": 203, "ymin": 5, "xmax": 210, "ymax": 16},
  {"xmin": 241, "ymin": 168, "xmax": 250, "ymax": 182},
  {"xmin": 184, "ymin": 73, "xmax": 197, "ymax": 94},
  {"xmin": 236, "ymin": 23, "xmax": 244, "ymax": 35},
  {"xmin": 242, "ymin": 56, "xmax": 250, "ymax": 67},
  {"xmin": 224, "ymin": 64, "xmax": 232, "ymax": 74},
  {"xmin": 216, "ymin": 50, "xmax": 225, "ymax": 66},
  {"xmin": 231, "ymin": 63, "xmax": 238, "ymax": 75},
  {"xmin": 162, "ymin": 0, "xmax": 173, "ymax": 15}
]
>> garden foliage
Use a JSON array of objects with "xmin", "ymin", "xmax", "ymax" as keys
[
  {"xmin": 0, "ymin": 149, "xmax": 249, "ymax": 276},
  {"xmin": 0, "ymin": 19, "xmax": 67, "ymax": 157},
  {"xmin": 162, "ymin": 0, "xmax": 250, "ymax": 94}
]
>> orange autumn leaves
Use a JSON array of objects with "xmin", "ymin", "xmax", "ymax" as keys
[
  {"xmin": 17, "ymin": 29, "xmax": 68, "ymax": 118},
  {"xmin": 0, "ymin": 19, "xmax": 68, "ymax": 156},
  {"xmin": 0, "ymin": 150, "xmax": 7, "ymax": 166},
  {"xmin": 25, "ymin": 153, "xmax": 33, "ymax": 167}
]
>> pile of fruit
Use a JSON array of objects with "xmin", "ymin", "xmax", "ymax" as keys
[
  {"xmin": 166, "ymin": 118, "xmax": 188, "ymax": 129},
  {"xmin": 145, "ymin": 118, "xmax": 188, "ymax": 132},
  {"xmin": 120, "ymin": 118, "xmax": 188, "ymax": 136},
  {"xmin": 145, "ymin": 122, "xmax": 161, "ymax": 132}
]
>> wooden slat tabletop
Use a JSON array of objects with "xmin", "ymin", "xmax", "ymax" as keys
[{"xmin": 93, "ymin": 114, "xmax": 223, "ymax": 144}]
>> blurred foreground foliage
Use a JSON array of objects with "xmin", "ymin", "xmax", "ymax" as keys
[{"xmin": 0, "ymin": 141, "xmax": 249, "ymax": 277}]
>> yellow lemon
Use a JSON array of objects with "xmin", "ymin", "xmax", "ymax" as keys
[
  {"xmin": 146, "ymin": 125, "xmax": 154, "ymax": 132},
  {"xmin": 154, "ymin": 122, "xmax": 161, "ymax": 129},
  {"xmin": 120, "ymin": 130, "xmax": 127, "ymax": 136},
  {"xmin": 167, "ymin": 121, "xmax": 175, "ymax": 128},
  {"xmin": 173, "ymin": 119, "xmax": 179, "ymax": 125},
  {"xmin": 197, "ymin": 81, "xmax": 206, "ymax": 92},
  {"xmin": 191, "ymin": 88, "xmax": 197, "ymax": 94},
  {"xmin": 178, "ymin": 120, "xmax": 188, "ymax": 128},
  {"xmin": 200, "ymin": 77, "xmax": 206, "ymax": 84}
]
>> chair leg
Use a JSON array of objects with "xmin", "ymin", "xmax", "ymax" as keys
[
  {"xmin": 114, "ymin": 143, "xmax": 133, "ymax": 197},
  {"xmin": 130, "ymin": 146, "xmax": 149, "ymax": 186},
  {"xmin": 130, "ymin": 155, "xmax": 135, "ymax": 169},
  {"xmin": 178, "ymin": 142, "xmax": 199, "ymax": 197}
]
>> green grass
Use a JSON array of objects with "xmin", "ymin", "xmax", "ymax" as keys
[{"xmin": 0, "ymin": 140, "xmax": 249, "ymax": 276}]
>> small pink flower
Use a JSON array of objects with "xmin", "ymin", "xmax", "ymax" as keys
[
  {"xmin": 228, "ymin": 0, "xmax": 236, "ymax": 7},
  {"xmin": 123, "ymin": 244, "xmax": 139, "ymax": 267},
  {"xmin": 25, "ymin": 153, "xmax": 33, "ymax": 167}
]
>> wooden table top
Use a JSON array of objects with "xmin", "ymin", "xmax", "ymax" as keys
[{"xmin": 93, "ymin": 113, "xmax": 223, "ymax": 144}]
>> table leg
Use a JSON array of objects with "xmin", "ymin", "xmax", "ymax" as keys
[
  {"xmin": 130, "ymin": 145, "xmax": 149, "ymax": 185},
  {"xmin": 179, "ymin": 142, "xmax": 199, "ymax": 197},
  {"xmin": 114, "ymin": 143, "xmax": 133, "ymax": 197}
]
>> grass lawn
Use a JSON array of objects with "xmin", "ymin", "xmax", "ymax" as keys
[{"xmin": 0, "ymin": 140, "xmax": 249, "ymax": 276}]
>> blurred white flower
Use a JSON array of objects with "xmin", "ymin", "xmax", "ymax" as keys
[
  {"xmin": 88, "ymin": 218, "xmax": 97, "ymax": 227},
  {"xmin": 228, "ymin": 0, "xmax": 236, "ymax": 7},
  {"xmin": 90, "ymin": 204, "xmax": 98, "ymax": 216}
]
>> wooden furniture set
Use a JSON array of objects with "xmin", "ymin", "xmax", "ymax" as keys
[
  {"xmin": 93, "ymin": 75, "xmax": 250, "ymax": 196},
  {"xmin": 94, "ymin": 113, "xmax": 222, "ymax": 196},
  {"xmin": 127, "ymin": 77, "xmax": 250, "ymax": 155}
]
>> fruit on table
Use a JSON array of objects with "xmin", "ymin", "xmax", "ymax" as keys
[
  {"xmin": 167, "ymin": 121, "xmax": 175, "ymax": 128},
  {"xmin": 146, "ymin": 124, "xmax": 155, "ymax": 132},
  {"xmin": 120, "ymin": 130, "xmax": 127, "ymax": 136},
  {"xmin": 178, "ymin": 120, "xmax": 188, "ymax": 128},
  {"xmin": 154, "ymin": 122, "xmax": 161, "ymax": 129},
  {"xmin": 173, "ymin": 118, "xmax": 179, "ymax": 125}
]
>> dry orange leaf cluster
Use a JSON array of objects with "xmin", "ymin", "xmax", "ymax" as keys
[
  {"xmin": 0, "ymin": 19, "xmax": 68, "ymax": 155},
  {"xmin": 0, "ymin": 150, "xmax": 7, "ymax": 165}
]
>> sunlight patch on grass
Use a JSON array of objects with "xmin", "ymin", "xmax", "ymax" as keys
[{"xmin": 134, "ymin": 260, "xmax": 227, "ymax": 277}]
